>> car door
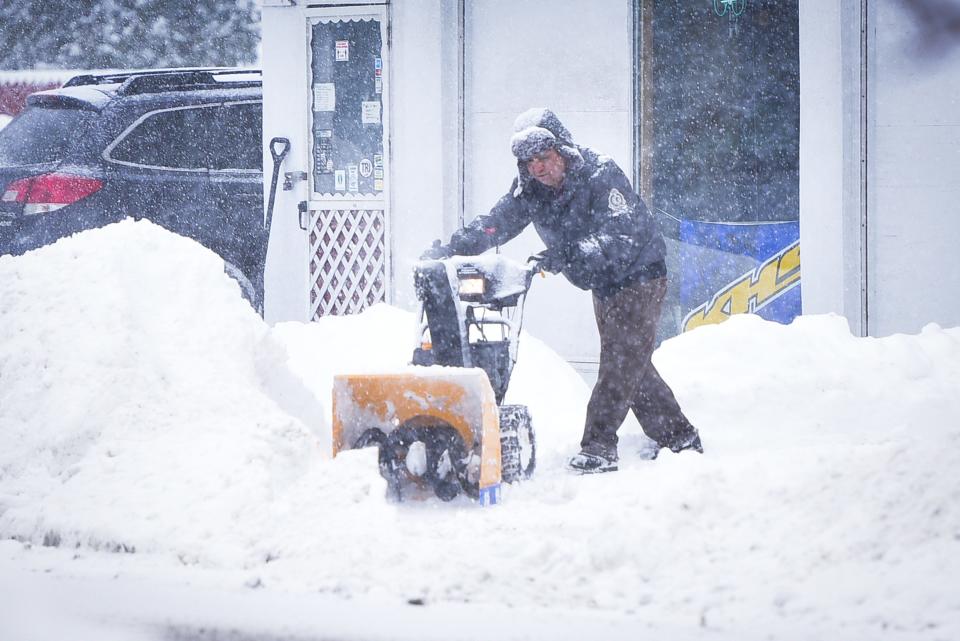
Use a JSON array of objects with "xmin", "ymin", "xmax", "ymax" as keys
[
  {"xmin": 205, "ymin": 101, "xmax": 266, "ymax": 302},
  {"xmin": 104, "ymin": 103, "xmax": 221, "ymax": 244}
]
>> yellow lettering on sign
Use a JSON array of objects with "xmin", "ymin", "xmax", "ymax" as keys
[{"xmin": 682, "ymin": 241, "xmax": 801, "ymax": 333}]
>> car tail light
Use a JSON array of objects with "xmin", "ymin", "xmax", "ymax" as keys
[{"xmin": 2, "ymin": 173, "xmax": 103, "ymax": 215}]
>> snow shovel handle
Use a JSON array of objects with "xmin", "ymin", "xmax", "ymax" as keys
[
  {"xmin": 270, "ymin": 137, "xmax": 291, "ymax": 165},
  {"xmin": 265, "ymin": 137, "xmax": 291, "ymax": 230}
]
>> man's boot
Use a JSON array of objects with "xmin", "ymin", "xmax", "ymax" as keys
[
  {"xmin": 569, "ymin": 442, "xmax": 619, "ymax": 474},
  {"xmin": 669, "ymin": 433, "xmax": 703, "ymax": 454}
]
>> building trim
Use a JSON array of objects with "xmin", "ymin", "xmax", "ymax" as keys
[{"xmin": 859, "ymin": 0, "xmax": 869, "ymax": 336}]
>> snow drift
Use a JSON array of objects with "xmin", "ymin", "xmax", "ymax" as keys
[
  {"xmin": 1, "ymin": 220, "xmax": 959, "ymax": 639},
  {"xmin": 0, "ymin": 220, "xmax": 326, "ymax": 562}
]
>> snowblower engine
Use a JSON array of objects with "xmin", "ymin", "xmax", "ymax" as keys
[{"xmin": 332, "ymin": 255, "xmax": 538, "ymax": 504}]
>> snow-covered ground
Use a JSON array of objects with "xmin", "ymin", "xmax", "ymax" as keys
[{"xmin": 1, "ymin": 220, "xmax": 958, "ymax": 640}]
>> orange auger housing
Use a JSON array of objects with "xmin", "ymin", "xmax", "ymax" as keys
[{"xmin": 332, "ymin": 369, "xmax": 504, "ymax": 505}]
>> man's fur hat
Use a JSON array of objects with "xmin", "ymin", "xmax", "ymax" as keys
[{"xmin": 509, "ymin": 108, "xmax": 583, "ymax": 196}]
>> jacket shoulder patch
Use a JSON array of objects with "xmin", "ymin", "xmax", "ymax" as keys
[{"xmin": 608, "ymin": 188, "xmax": 630, "ymax": 215}]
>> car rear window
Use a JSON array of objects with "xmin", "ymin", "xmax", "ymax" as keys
[
  {"xmin": 0, "ymin": 106, "xmax": 94, "ymax": 166},
  {"xmin": 107, "ymin": 102, "xmax": 262, "ymax": 172},
  {"xmin": 209, "ymin": 102, "xmax": 262, "ymax": 172},
  {"xmin": 108, "ymin": 105, "xmax": 220, "ymax": 170}
]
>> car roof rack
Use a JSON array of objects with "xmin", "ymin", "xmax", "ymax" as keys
[{"xmin": 63, "ymin": 68, "xmax": 261, "ymax": 95}]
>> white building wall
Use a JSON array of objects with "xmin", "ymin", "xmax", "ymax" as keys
[
  {"xmin": 798, "ymin": 0, "xmax": 865, "ymax": 334},
  {"xmin": 800, "ymin": 0, "xmax": 960, "ymax": 337},
  {"xmin": 261, "ymin": 4, "xmax": 312, "ymax": 322},
  {"xmin": 867, "ymin": 1, "xmax": 960, "ymax": 335},
  {"xmin": 263, "ymin": 1, "xmax": 959, "ymax": 343},
  {"xmin": 389, "ymin": 0, "xmax": 462, "ymax": 310}
]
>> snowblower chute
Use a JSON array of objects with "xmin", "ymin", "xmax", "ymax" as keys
[{"xmin": 332, "ymin": 255, "xmax": 538, "ymax": 504}]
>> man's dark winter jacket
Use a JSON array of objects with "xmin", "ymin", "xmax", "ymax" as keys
[{"xmin": 447, "ymin": 146, "xmax": 667, "ymax": 298}]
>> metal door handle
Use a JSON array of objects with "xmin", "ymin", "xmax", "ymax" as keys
[{"xmin": 298, "ymin": 201, "xmax": 309, "ymax": 231}]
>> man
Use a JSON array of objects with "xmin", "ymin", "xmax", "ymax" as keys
[{"xmin": 424, "ymin": 108, "xmax": 702, "ymax": 473}]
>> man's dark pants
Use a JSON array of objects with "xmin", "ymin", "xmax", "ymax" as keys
[{"xmin": 581, "ymin": 277, "xmax": 698, "ymax": 453}]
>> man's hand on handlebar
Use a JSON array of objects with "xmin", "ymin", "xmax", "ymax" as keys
[
  {"xmin": 421, "ymin": 239, "xmax": 454, "ymax": 260},
  {"xmin": 529, "ymin": 248, "xmax": 565, "ymax": 274}
]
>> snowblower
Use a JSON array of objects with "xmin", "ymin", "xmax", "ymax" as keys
[{"xmin": 331, "ymin": 254, "xmax": 538, "ymax": 504}]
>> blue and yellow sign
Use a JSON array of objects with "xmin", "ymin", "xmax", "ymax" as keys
[{"xmin": 676, "ymin": 219, "xmax": 801, "ymax": 333}]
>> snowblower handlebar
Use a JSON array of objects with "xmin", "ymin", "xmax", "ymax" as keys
[{"xmin": 414, "ymin": 255, "xmax": 538, "ymax": 308}]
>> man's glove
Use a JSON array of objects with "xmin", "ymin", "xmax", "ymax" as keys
[
  {"xmin": 530, "ymin": 247, "xmax": 566, "ymax": 274},
  {"xmin": 420, "ymin": 239, "xmax": 454, "ymax": 260}
]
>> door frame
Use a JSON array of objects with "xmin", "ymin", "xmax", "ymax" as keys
[{"xmin": 302, "ymin": 3, "xmax": 393, "ymax": 308}]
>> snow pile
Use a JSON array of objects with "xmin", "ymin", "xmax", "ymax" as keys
[
  {"xmin": 0, "ymin": 220, "xmax": 324, "ymax": 563},
  {"xmin": 251, "ymin": 315, "xmax": 960, "ymax": 638},
  {"xmin": 0, "ymin": 219, "xmax": 591, "ymax": 568},
  {"xmin": 644, "ymin": 315, "xmax": 960, "ymax": 633},
  {"xmin": 1, "ymin": 220, "xmax": 959, "ymax": 639}
]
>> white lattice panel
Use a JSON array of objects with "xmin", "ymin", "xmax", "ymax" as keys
[{"xmin": 309, "ymin": 209, "xmax": 387, "ymax": 318}]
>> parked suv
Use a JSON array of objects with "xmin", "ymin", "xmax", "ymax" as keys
[{"xmin": 0, "ymin": 68, "xmax": 265, "ymax": 309}]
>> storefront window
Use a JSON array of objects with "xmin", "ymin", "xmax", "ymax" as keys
[{"xmin": 636, "ymin": 0, "xmax": 800, "ymax": 339}]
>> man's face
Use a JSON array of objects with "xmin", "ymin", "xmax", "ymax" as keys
[{"xmin": 526, "ymin": 148, "xmax": 566, "ymax": 188}]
